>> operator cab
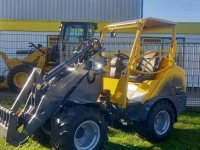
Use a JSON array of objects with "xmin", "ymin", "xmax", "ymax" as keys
[
  {"xmin": 59, "ymin": 22, "xmax": 98, "ymax": 57},
  {"xmin": 51, "ymin": 22, "xmax": 98, "ymax": 65}
]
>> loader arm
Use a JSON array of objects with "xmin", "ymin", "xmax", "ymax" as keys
[{"xmin": 0, "ymin": 38, "xmax": 105, "ymax": 146}]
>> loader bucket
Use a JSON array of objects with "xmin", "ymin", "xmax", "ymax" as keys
[
  {"xmin": 0, "ymin": 67, "xmax": 39, "ymax": 147},
  {"xmin": 0, "ymin": 106, "xmax": 19, "ymax": 146}
]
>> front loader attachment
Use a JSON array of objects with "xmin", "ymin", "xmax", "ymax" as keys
[
  {"xmin": 0, "ymin": 67, "xmax": 39, "ymax": 146},
  {"xmin": 0, "ymin": 38, "xmax": 104, "ymax": 147},
  {"xmin": 0, "ymin": 107, "xmax": 19, "ymax": 146}
]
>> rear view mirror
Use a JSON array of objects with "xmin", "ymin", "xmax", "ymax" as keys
[
  {"xmin": 111, "ymin": 30, "xmax": 117, "ymax": 37},
  {"xmin": 94, "ymin": 23, "xmax": 98, "ymax": 30}
]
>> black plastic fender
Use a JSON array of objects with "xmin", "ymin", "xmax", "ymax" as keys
[
  {"xmin": 125, "ymin": 94, "xmax": 187, "ymax": 122},
  {"xmin": 67, "ymin": 97, "xmax": 113, "ymax": 126}
]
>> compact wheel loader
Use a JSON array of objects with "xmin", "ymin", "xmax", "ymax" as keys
[{"xmin": 0, "ymin": 18, "xmax": 187, "ymax": 150}]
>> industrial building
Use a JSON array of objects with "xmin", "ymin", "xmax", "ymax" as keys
[
  {"xmin": 0, "ymin": 0, "xmax": 144, "ymax": 62},
  {"xmin": 0, "ymin": 0, "xmax": 143, "ymax": 45},
  {"xmin": 0, "ymin": 0, "xmax": 199, "ymax": 47}
]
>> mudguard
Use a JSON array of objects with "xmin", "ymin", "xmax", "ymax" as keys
[{"xmin": 125, "ymin": 94, "xmax": 187, "ymax": 122}]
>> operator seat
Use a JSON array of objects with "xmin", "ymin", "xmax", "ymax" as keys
[
  {"xmin": 110, "ymin": 57, "xmax": 126, "ymax": 78},
  {"xmin": 129, "ymin": 52, "xmax": 163, "ymax": 83}
]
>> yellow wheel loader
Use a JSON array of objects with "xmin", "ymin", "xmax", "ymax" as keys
[
  {"xmin": 0, "ymin": 18, "xmax": 186, "ymax": 150},
  {"xmin": 0, "ymin": 43, "xmax": 56, "ymax": 91},
  {"xmin": 0, "ymin": 22, "xmax": 98, "ymax": 91}
]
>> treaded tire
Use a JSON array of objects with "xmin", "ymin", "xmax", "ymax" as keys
[
  {"xmin": 32, "ymin": 126, "xmax": 51, "ymax": 144},
  {"xmin": 50, "ymin": 106, "xmax": 109, "ymax": 150},
  {"xmin": 7, "ymin": 64, "xmax": 32, "ymax": 91},
  {"xmin": 132, "ymin": 99, "xmax": 175, "ymax": 143}
]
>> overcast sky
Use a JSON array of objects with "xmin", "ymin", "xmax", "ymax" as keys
[{"xmin": 143, "ymin": 0, "xmax": 200, "ymax": 22}]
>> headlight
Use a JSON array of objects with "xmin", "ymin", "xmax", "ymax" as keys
[
  {"xmin": 101, "ymin": 52, "xmax": 106, "ymax": 57},
  {"xmin": 67, "ymin": 67, "xmax": 76, "ymax": 71},
  {"xmin": 92, "ymin": 62, "xmax": 102, "ymax": 71}
]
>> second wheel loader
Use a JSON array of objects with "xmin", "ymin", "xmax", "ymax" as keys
[
  {"xmin": 0, "ymin": 17, "xmax": 187, "ymax": 150},
  {"xmin": 0, "ymin": 43, "xmax": 55, "ymax": 91},
  {"xmin": 0, "ymin": 22, "xmax": 98, "ymax": 91}
]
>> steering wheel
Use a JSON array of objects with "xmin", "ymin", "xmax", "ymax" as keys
[
  {"xmin": 114, "ymin": 50, "xmax": 129, "ymax": 60},
  {"xmin": 29, "ymin": 43, "xmax": 45, "ymax": 54},
  {"xmin": 131, "ymin": 50, "xmax": 173, "ymax": 75}
]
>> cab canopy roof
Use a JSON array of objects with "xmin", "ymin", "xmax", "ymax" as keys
[{"xmin": 104, "ymin": 17, "xmax": 177, "ymax": 31}]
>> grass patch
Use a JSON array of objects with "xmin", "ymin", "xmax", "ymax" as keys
[{"xmin": 0, "ymin": 100, "xmax": 199, "ymax": 150}]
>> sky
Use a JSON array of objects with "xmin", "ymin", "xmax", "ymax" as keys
[{"xmin": 143, "ymin": 0, "xmax": 200, "ymax": 22}]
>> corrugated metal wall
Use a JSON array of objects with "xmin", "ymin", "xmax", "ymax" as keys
[{"xmin": 0, "ymin": 0, "xmax": 142, "ymax": 21}]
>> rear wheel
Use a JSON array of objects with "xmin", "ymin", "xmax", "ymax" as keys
[
  {"xmin": 132, "ymin": 100, "xmax": 175, "ymax": 143},
  {"xmin": 50, "ymin": 106, "xmax": 109, "ymax": 150}
]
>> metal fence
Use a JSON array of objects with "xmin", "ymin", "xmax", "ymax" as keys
[{"xmin": 0, "ymin": 33, "xmax": 200, "ymax": 111}]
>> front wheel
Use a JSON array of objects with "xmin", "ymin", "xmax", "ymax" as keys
[{"xmin": 50, "ymin": 106, "xmax": 109, "ymax": 150}]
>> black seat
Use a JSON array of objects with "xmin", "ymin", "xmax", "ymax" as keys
[{"xmin": 129, "ymin": 52, "xmax": 163, "ymax": 83}]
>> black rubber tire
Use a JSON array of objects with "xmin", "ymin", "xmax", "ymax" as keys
[
  {"xmin": 7, "ymin": 64, "xmax": 32, "ymax": 91},
  {"xmin": 50, "ymin": 106, "xmax": 109, "ymax": 150},
  {"xmin": 132, "ymin": 100, "xmax": 175, "ymax": 143},
  {"xmin": 32, "ymin": 126, "xmax": 51, "ymax": 144}
]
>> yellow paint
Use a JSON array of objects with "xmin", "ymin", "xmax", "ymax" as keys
[
  {"xmin": 103, "ymin": 77, "xmax": 128, "ymax": 108},
  {"xmin": 0, "ymin": 49, "xmax": 51, "ymax": 70},
  {"xmin": 0, "ymin": 19, "xmax": 200, "ymax": 34},
  {"xmin": 0, "ymin": 20, "xmax": 116, "ymax": 32},
  {"xmin": 13, "ymin": 72, "xmax": 29, "ymax": 88},
  {"xmin": 103, "ymin": 78, "xmax": 119, "ymax": 96},
  {"xmin": 0, "ymin": 77, "xmax": 7, "ymax": 88},
  {"xmin": 130, "ymin": 50, "xmax": 173, "ymax": 75},
  {"xmin": 0, "ymin": 51, "xmax": 22, "ymax": 70},
  {"xmin": 130, "ymin": 80, "xmax": 159, "ymax": 103},
  {"xmin": 101, "ymin": 18, "xmax": 186, "ymax": 108},
  {"xmin": 139, "ymin": 80, "xmax": 159, "ymax": 103},
  {"xmin": 147, "ymin": 66, "xmax": 186, "ymax": 100},
  {"xmin": 0, "ymin": 20, "xmax": 60, "ymax": 32}
]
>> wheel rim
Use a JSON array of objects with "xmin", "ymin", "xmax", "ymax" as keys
[
  {"xmin": 13, "ymin": 72, "xmax": 28, "ymax": 88},
  {"xmin": 74, "ymin": 120, "xmax": 100, "ymax": 150},
  {"xmin": 154, "ymin": 110, "xmax": 170, "ymax": 135}
]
